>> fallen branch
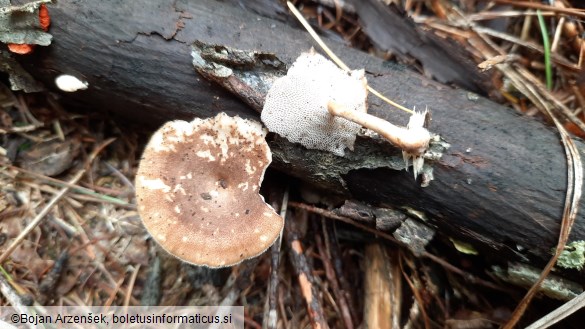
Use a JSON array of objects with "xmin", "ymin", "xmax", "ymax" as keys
[{"xmin": 15, "ymin": 0, "xmax": 585, "ymax": 281}]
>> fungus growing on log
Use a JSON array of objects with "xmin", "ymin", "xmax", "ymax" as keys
[
  {"xmin": 135, "ymin": 113, "xmax": 284, "ymax": 268},
  {"xmin": 55, "ymin": 74, "xmax": 88, "ymax": 92},
  {"xmin": 261, "ymin": 51, "xmax": 366, "ymax": 156},
  {"xmin": 262, "ymin": 51, "xmax": 432, "ymax": 177},
  {"xmin": 328, "ymin": 101, "xmax": 431, "ymax": 177}
]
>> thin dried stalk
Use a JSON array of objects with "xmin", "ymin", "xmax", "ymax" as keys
[
  {"xmin": 284, "ymin": 210, "xmax": 329, "ymax": 329},
  {"xmin": 492, "ymin": 0, "xmax": 585, "ymax": 18},
  {"xmin": 399, "ymin": 254, "xmax": 430, "ymax": 329},
  {"xmin": 327, "ymin": 101, "xmax": 430, "ymax": 155},
  {"xmin": 288, "ymin": 202, "xmax": 505, "ymax": 292},
  {"xmin": 0, "ymin": 268, "xmax": 34, "ymax": 329},
  {"xmin": 123, "ymin": 264, "xmax": 141, "ymax": 307},
  {"xmin": 526, "ymin": 290, "xmax": 585, "ymax": 329},
  {"xmin": 315, "ymin": 234, "xmax": 353, "ymax": 329},
  {"xmin": 286, "ymin": 1, "xmax": 414, "ymax": 115}
]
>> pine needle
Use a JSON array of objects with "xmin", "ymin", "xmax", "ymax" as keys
[
  {"xmin": 286, "ymin": 1, "xmax": 414, "ymax": 115},
  {"xmin": 537, "ymin": 10, "xmax": 553, "ymax": 90}
]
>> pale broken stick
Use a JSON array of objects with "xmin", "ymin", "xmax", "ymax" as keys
[{"xmin": 0, "ymin": 272, "xmax": 33, "ymax": 329}]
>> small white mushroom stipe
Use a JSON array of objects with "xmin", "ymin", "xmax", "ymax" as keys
[
  {"xmin": 135, "ymin": 113, "xmax": 284, "ymax": 268},
  {"xmin": 327, "ymin": 101, "xmax": 431, "ymax": 178},
  {"xmin": 264, "ymin": 50, "xmax": 433, "ymax": 179},
  {"xmin": 55, "ymin": 74, "xmax": 89, "ymax": 92}
]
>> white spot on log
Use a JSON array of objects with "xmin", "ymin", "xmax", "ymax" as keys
[{"xmin": 55, "ymin": 74, "xmax": 88, "ymax": 92}]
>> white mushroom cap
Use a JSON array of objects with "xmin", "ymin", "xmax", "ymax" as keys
[
  {"xmin": 55, "ymin": 74, "xmax": 88, "ymax": 92},
  {"xmin": 261, "ymin": 51, "xmax": 367, "ymax": 156},
  {"xmin": 135, "ymin": 113, "xmax": 284, "ymax": 268}
]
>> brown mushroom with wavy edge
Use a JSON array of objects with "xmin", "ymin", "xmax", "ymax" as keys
[{"xmin": 135, "ymin": 113, "xmax": 284, "ymax": 268}]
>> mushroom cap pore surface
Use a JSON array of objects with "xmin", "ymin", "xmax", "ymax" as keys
[
  {"xmin": 135, "ymin": 113, "xmax": 283, "ymax": 268},
  {"xmin": 261, "ymin": 52, "xmax": 366, "ymax": 156}
]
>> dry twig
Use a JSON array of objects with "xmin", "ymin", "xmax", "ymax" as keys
[
  {"xmin": 315, "ymin": 232, "xmax": 353, "ymax": 329},
  {"xmin": 264, "ymin": 188, "xmax": 288, "ymax": 329},
  {"xmin": 284, "ymin": 209, "xmax": 329, "ymax": 329}
]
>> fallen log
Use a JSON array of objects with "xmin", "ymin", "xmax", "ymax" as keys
[{"xmin": 15, "ymin": 0, "xmax": 585, "ymax": 281}]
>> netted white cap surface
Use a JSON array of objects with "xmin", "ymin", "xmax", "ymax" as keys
[{"xmin": 261, "ymin": 52, "xmax": 367, "ymax": 156}]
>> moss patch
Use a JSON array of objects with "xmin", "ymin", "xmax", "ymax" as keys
[{"xmin": 556, "ymin": 241, "xmax": 585, "ymax": 270}]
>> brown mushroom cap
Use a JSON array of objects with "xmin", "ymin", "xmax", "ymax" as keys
[{"xmin": 135, "ymin": 113, "xmax": 284, "ymax": 268}]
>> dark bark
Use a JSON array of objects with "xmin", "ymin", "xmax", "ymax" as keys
[
  {"xmin": 349, "ymin": 0, "xmax": 490, "ymax": 93},
  {"xmin": 15, "ymin": 0, "xmax": 585, "ymax": 280}
]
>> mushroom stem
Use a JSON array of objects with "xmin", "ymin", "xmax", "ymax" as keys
[{"xmin": 327, "ymin": 101, "xmax": 430, "ymax": 155}]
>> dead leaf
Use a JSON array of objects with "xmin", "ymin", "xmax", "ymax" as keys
[
  {"xmin": 17, "ymin": 138, "xmax": 81, "ymax": 177},
  {"xmin": 11, "ymin": 240, "xmax": 54, "ymax": 281}
]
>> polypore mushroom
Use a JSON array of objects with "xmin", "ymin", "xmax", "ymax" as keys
[
  {"xmin": 261, "ymin": 51, "xmax": 367, "ymax": 156},
  {"xmin": 263, "ymin": 50, "xmax": 432, "ymax": 177},
  {"xmin": 135, "ymin": 113, "xmax": 284, "ymax": 268}
]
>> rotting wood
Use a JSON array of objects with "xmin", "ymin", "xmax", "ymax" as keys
[
  {"xmin": 363, "ymin": 244, "xmax": 400, "ymax": 329},
  {"xmin": 14, "ymin": 0, "xmax": 585, "ymax": 281}
]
